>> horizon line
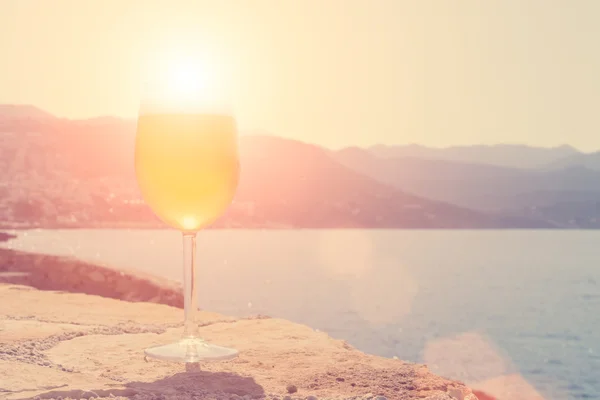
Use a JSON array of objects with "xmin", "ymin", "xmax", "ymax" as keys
[{"xmin": 0, "ymin": 103, "xmax": 589, "ymax": 153}]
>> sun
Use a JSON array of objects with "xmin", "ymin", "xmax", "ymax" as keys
[
  {"xmin": 140, "ymin": 44, "xmax": 232, "ymax": 113},
  {"xmin": 142, "ymin": 50, "xmax": 217, "ymax": 108},
  {"xmin": 164, "ymin": 57, "xmax": 207, "ymax": 100}
]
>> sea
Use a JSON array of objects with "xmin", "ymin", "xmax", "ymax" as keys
[{"xmin": 2, "ymin": 229, "xmax": 599, "ymax": 400}]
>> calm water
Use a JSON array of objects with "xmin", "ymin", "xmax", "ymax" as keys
[{"xmin": 2, "ymin": 229, "xmax": 599, "ymax": 399}]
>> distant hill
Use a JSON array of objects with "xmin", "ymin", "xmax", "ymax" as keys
[
  {"xmin": 1, "ymin": 106, "xmax": 550, "ymax": 229},
  {"xmin": 0, "ymin": 104, "xmax": 55, "ymax": 120},
  {"xmin": 235, "ymin": 136, "xmax": 546, "ymax": 228},
  {"xmin": 369, "ymin": 143, "xmax": 580, "ymax": 169},
  {"xmin": 5, "ymin": 104, "xmax": 600, "ymax": 229},
  {"xmin": 335, "ymin": 147, "xmax": 600, "ymax": 227},
  {"xmin": 547, "ymin": 151, "xmax": 600, "ymax": 171}
]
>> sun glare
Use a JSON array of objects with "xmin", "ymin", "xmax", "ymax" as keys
[
  {"xmin": 165, "ymin": 59, "xmax": 206, "ymax": 99},
  {"xmin": 142, "ymin": 49, "xmax": 221, "ymax": 109}
]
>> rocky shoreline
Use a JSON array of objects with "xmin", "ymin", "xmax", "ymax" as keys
[
  {"xmin": 0, "ymin": 247, "xmax": 183, "ymax": 307},
  {"xmin": 0, "ymin": 247, "xmax": 484, "ymax": 400}
]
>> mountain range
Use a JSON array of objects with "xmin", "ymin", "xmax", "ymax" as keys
[
  {"xmin": 1, "ymin": 105, "xmax": 600, "ymax": 229},
  {"xmin": 368, "ymin": 143, "xmax": 581, "ymax": 169}
]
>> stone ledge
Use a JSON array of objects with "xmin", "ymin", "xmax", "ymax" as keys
[{"xmin": 0, "ymin": 283, "xmax": 477, "ymax": 400}]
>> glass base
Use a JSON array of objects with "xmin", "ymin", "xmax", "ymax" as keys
[{"xmin": 145, "ymin": 338, "xmax": 239, "ymax": 363}]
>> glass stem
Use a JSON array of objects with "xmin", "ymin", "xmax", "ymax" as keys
[{"xmin": 182, "ymin": 232, "xmax": 200, "ymax": 339}]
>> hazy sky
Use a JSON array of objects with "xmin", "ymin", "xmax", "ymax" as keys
[{"xmin": 1, "ymin": 0, "xmax": 599, "ymax": 149}]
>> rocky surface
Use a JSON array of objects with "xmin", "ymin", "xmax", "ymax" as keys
[
  {"xmin": 0, "ymin": 248, "xmax": 182, "ymax": 307},
  {"xmin": 0, "ymin": 283, "xmax": 478, "ymax": 400}
]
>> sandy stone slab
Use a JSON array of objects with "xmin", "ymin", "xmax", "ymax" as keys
[
  {"xmin": 46, "ymin": 319, "xmax": 471, "ymax": 400},
  {"xmin": 0, "ymin": 284, "xmax": 228, "ymax": 326},
  {"xmin": 0, "ymin": 319, "xmax": 87, "ymax": 344},
  {"xmin": 0, "ymin": 283, "xmax": 477, "ymax": 400},
  {"xmin": 0, "ymin": 361, "xmax": 114, "ymax": 400}
]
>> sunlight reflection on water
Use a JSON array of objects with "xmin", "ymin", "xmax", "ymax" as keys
[{"xmin": 424, "ymin": 332, "xmax": 557, "ymax": 400}]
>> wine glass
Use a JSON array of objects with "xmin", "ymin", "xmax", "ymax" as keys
[{"xmin": 134, "ymin": 69, "xmax": 240, "ymax": 362}]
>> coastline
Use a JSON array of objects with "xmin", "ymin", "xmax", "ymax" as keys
[{"xmin": 0, "ymin": 247, "xmax": 183, "ymax": 308}]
